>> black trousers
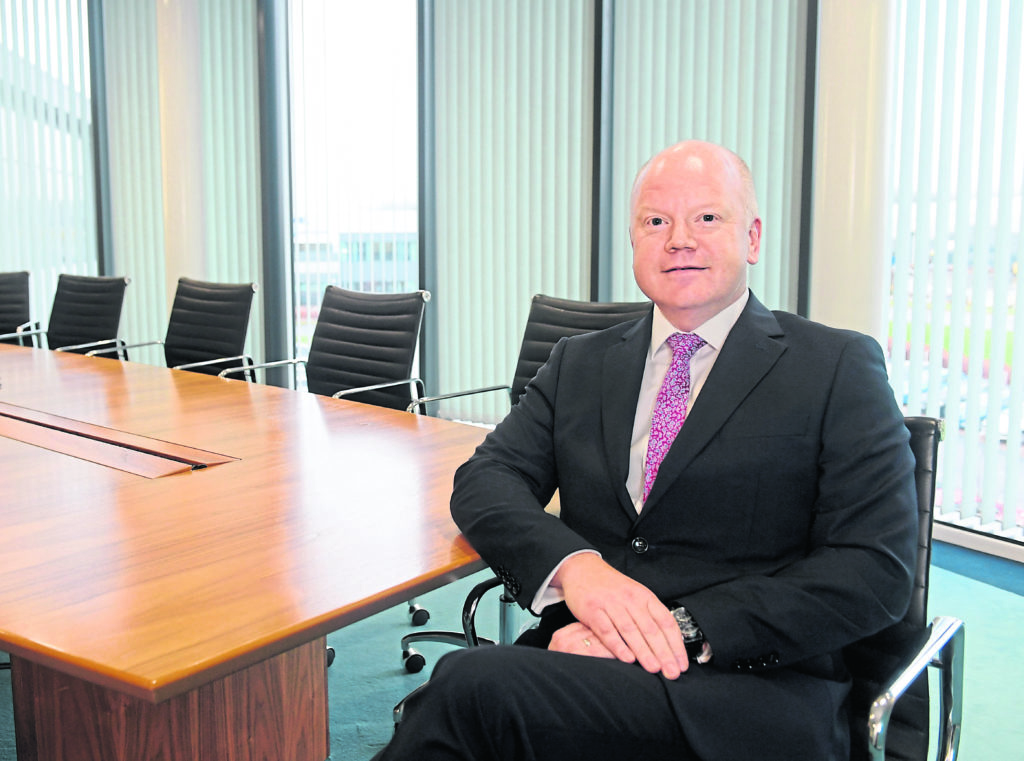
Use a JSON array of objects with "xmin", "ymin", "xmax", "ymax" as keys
[
  {"xmin": 372, "ymin": 643, "xmax": 849, "ymax": 761},
  {"xmin": 375, "ymin": 645, "xmax": 695, "ymax": 761}
]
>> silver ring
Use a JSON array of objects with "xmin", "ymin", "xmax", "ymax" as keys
[{"xmin": 582, "ymin": 637, "xmax": 592, "ymax": 648}]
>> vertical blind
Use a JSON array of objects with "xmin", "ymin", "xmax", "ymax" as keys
[
  {"xmin": 101, "ymin": 0, "xmax": 262, "ymax": 367},
  {"xmin": 198, "ymin": 2, "xmax": 262, "ymax": 312},
  {"xmin": 101, "ymin": 0, "xmax": 163, "ymax": 362},
  {"xmin": 888, "ymin": 0, "xmax": 1024, "ymax": 539},
  {"xmin": 431, "ymin": 0, "xmax": 809, "ymax": 425},
  {"xmin": 432, "ymin": 0, "xmax": 595, "ymax": 424},
  {"xmin": 607, "ymin": 0, "xmax": 809, "ymax": 311},
  {"xmin": 0, "ymin": 0, "xmax": 97, "ymax": 320}
]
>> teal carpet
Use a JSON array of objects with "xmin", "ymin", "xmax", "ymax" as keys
[{"xmin": 0, "ymin": 551, "xmax": 1020, "ymax": 760}]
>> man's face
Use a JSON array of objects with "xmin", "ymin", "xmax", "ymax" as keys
[{"xmin": 630, "ymin": 145, "xmax": 761, "ymax": 332}]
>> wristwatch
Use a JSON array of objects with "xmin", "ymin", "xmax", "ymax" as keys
[{"xmin": 670, "ymin": 605, "xmax": 713, "ymax": 664}]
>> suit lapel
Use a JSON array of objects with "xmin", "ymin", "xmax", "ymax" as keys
[
  {"xmin": 641, "ymin": 295, "xmax": 786, "ymax": 512},
  {"xmin": 601, "ymin": 314, "xmax": 651, "ymax": 518}
]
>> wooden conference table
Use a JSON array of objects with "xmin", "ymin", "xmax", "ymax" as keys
[{"xmin": 0, "ymin": 343, "xmax": 488, "ymax": 760}]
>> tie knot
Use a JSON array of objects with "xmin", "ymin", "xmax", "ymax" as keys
[{"xmin": 666, "ymin": 332, "xmax": 705, "ymax": 359}]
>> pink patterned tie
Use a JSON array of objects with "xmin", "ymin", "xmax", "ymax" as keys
[{"xmin": 642, "ymin": 332, "xmax": 706, "ymax": 502}]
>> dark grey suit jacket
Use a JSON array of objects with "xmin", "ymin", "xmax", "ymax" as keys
[{"xmin": 450, "ymin": 292, "xmax": 918, "ymax": 758}]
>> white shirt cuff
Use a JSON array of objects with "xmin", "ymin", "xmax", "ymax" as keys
[{"xmin": 528, "ymin": 549, "xmax": 601, "ymax": 615}]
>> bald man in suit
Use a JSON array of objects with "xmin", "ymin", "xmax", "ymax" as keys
[{"xmin": 374, "ymin": 140, "xmax": 917, "ymax": 760}]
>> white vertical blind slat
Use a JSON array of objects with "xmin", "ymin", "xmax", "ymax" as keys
[
  {"xmin": 927, "ymin": 2, "xmax": 956, "ymax": 422},
  {"xmin": 942, "ymin": 1, "xmax": 976, "ymax": 522},
  {"xmin": 964, "ymin": 0, "xmax": 1000, "ymax": 525}
]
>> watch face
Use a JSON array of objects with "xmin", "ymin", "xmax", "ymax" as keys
[
  {"xmin": 671, "ymin": 607, "xmax": 713, "ymax": 664},
  {"xmin": 672, "ymin": 607, "xmax": 702, "ymax": 642}
]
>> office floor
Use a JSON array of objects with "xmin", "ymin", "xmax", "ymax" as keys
[{"xmin": 0, "ymin": 544, "xmax": 1019, "ymax": 760}]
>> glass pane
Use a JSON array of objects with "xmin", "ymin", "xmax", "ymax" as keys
[
  {"xmin": 887, "ymin": 0, "xmax": 1024, "ymax": 543},
  {"xmin": 288, "ymin": 0, "xmax": 419, "ymax": 366}
]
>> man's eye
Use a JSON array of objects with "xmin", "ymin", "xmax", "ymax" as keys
[
  {"xmin": 649, "ymin": 217, "xmax": 666, "ymax": 226},
  {"xmin": 701, "ymin": 214, "xmax": 716, "ymax": 223}
]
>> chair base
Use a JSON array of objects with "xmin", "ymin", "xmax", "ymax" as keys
[{"xmin": 400, "ymin": 632, "xmax": 498, "ymax": 673}]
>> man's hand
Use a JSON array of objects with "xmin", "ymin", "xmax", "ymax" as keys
[
  {"xmin": 549, "ymin": 621, "xmax": 616, "ymax": 658},
  {"xmin": 550, "ymin": 553, "xmax": 689, "ymax": 679}
]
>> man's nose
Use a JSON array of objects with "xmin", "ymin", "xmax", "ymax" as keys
[{"xmin": 667, "ymin": 221, "xmax": 695, "ymax": 250}]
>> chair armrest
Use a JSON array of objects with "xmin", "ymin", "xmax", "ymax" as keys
[
  {"xmin": 175, "ymin": 354, "xmax": 252, "ymax": 372},
  {"xmin": 405, "ymin": 384, "xmax": 511, "ymax": 413},
  {"xmin": 217, "ymin": 357, "xmax": 303, "ymax": 380},
  {"xmin": 87, "ymin": 339, "xmax": 163, "ymax": 357},
  {"xmin": 0, "ymin": 323, "xmax": 42, "ymax": 345},
  {"xmin": 55, "ymin": 337, "xmax": 126, "ymax": 357},
  {"xmin": 461, "ymin": 576, "xmax": 505, "ymax": 646},
  {"xmin": 333, "ymin": 377, "xmax": 425, "ymax": 403},
  {"xmin": 867, "ymin": 615, "xmax": 965, "ymax": 761}
]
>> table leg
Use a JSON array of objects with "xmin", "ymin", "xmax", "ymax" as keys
[{"xmin": 10, "ymin": 638, "xmax": 330, "ymax": 761}]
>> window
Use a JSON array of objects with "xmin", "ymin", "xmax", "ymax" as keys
[
  {"xmin": 887, "ymin": 0, "xmax": 1024, "ymax": 541},
  {"xmin": 288, "ymin": 0, "xmax": 419, "ymax": 362}
]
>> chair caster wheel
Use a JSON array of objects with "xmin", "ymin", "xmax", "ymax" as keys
[
  {"xmin": 403, "ymin": 648, "xmax": 426, "ymax": 673},
  {"xmin": 326, "ymin": 646, "xmax": 335, "ymax": 668},
  {"xmin": 409, "ymin": 604, "xmax": 430, "ymax": 626}
]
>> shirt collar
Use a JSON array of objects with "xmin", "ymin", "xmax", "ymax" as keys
[{"xmin": 649, "ymin": 290, "xmax": 749, "ymax": 357}]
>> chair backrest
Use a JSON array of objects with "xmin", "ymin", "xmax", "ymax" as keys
[
  {"xmin": 163, "ymin": 277, "xmax": 257, "ymax": 374},
  {"xmin": 45, "ymin": 274, "xmax": 129, "ymax": 353},
  {"xmin": 305, "ymin": 285, "xmax": 429, "ymax": 410},
  {"xmin": 510, "ymin": 294, "xmax": 652, "ymax": 404},
  {"xmin": 0, "ymin": 270, "xmax": 31, "ymax": 346},
  {"xmin": 845, "ymin": 415, "xmax": 943, "ymax": 761}
]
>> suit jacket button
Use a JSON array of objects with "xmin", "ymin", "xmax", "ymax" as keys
[{"xmin": 630, "ymin": 536, "xmax": 649, "ymax": 554}]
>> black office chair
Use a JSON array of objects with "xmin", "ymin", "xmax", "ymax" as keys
[
  {"xmin": 847, "ymin": 416, "xmax": 964, "ymax": 761},
  {"xmin": 400, "ymin": 294, "xmax": 651, "ymax": 659},
  {"xmin": 0, "ymin": 274, "xmax": 130, "ymax": 356},
  {"xmin": 220, "ymin": 285, "xmax": 430, "ymax": 654},
  {"xmin": 88, "ymin": 277, "xmax": 257, "ymax": 377},
  {"xmin": 0, "ymin": 270, "xmax": 33, "ymax": 345},
  {"xmin": 220, "ymin": 285, "xmax": 430, "ymax": 410},
  {"xmin": 396, "ymin": 417, "xmax": 965, "ymax": 761},
  {"xmin": 409, "ymin": 293, "xmax": 652, "ymax": 413}
]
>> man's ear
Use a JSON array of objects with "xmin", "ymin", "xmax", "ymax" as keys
[{"xmin": 746, "ymin": 218, "xmax": 762, "ymax": 264}]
